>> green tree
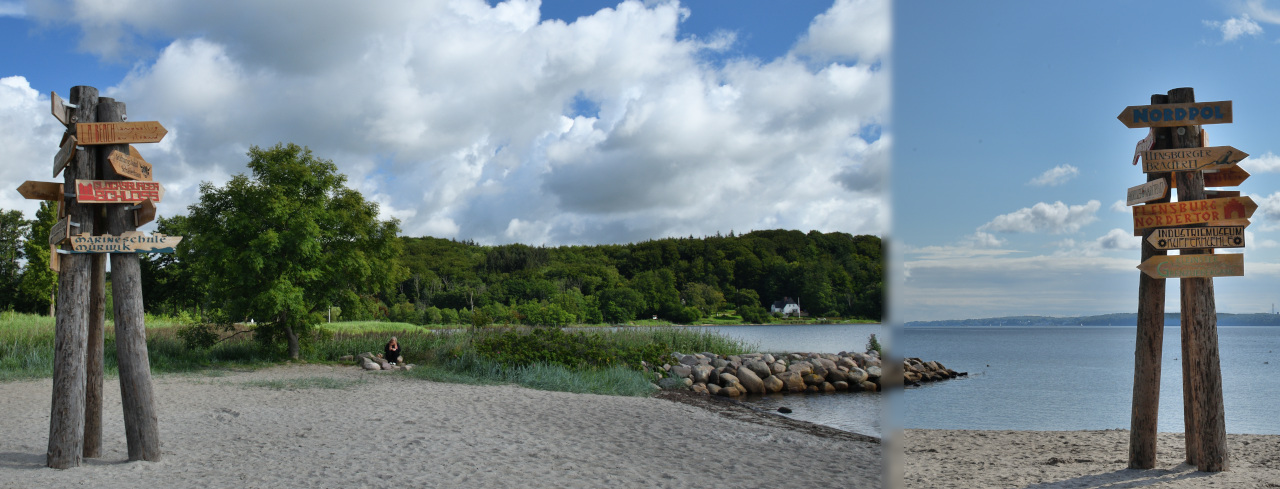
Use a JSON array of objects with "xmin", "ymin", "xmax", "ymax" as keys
[
  {"xmin": 17, "ymin": 202, "xmax": 58, "ymax": 314},
  {"xmin": 186, "ymin": 143, "xmax": 406, "ymax": 359},
  {"xmin": 0, "ymin": 209, "xmax": 28, "ymax": 310}
]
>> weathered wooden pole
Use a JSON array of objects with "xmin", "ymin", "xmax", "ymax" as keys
[
  {"xmin": 47, "ymin": 85, "xmax": 97, "ymax": 469},
  {"xmin": 98, "ymin": 99, "xmax": 163, "ymax": 462},
  {"xmin": 1168, "ymin": 87, "xmax": 1228, "ymax": 472},
  {"xmin": 1128, "ymin": 93, "xmax": 1172, "ymax": 470},
  {"xmin": 83, "ymin": 251, "xmax": 105, "ymax": 459}
]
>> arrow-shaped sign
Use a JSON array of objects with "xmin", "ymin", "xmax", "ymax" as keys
[
  {"xmin": 68, "ymin": 231, "xmax": 181, "ymax": 254},
  {"xmin": 1127, "ymin": 179, "xmax": 1168, "ymax": 206},
  {"xmin": 1141, "ymin": 146, "xmax": 1247, "ymax": 173},
  {"xmin": 134, "ymin": 199, "xmax": 157, "ymax": 227},
  {"xmin": 53, "ymin": 136, "xmax": 77, "ymax": 178},
  {"xmin": 1133, "ymin": 196, "xmax": 1256, "ymax": 230},
  {"xmin": 51, "ymin": 91, "xmax": 75, "ymax": 126},
  {"xmin": 1146, "ymin": 226, "xmax": 1245, "ymax": 250},
  {"xmin": 75, "ymin": 179, "xmax": 164, "ymax": 204},
  {"xmin": 108, "ymin": 146, "xmax": 154, "ymax": 181},
  {"xmin": 1138, "ymin": 253, "xmax": 1243, "ymax": 279},
  {"xmin": 75, "ymin": 121, "xmax": 167, "ymax": 145},
  {"xmin": 1172, "ymin": 166, "xmax": 1251, "ymax": 188},
  {"xmin": 49, "ymin": 217, "xmax": 70, "ymax": 246},
  {"xmin": 1118, "ymin": 101, "xmax": 1232, "ymax": 128},
  {"xmin": 16, "ymin": 181, "xmax": 63, "ymax": 201}
]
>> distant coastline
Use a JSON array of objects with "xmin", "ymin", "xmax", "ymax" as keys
[{"xmin": 904, "ymin": 312, "xmax": 1280, "ymax": 327}]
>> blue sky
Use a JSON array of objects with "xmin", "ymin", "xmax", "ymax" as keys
[
  {"xmin": 896, "ymin": 1, "xmax": 1280, "ymax": 321},
  {"xmin": 1, "ymin": 0, "xmax": 887, "ymax": 247}
]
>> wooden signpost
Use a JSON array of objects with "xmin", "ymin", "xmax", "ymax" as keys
[
  {"xmin": 1146, "ymin": 226, "xmax": 1245, "ymax": 250},
  {"xmin": 1141, "ymin": 146, "xmax": 1247, "ymax": 173},
  {"xmin": 1137, "ymin": 253, "xmax": 1243, "ymax": 279},
  {"xmin": 108, "ymin": 147, "xmax": 153, "ymax": 181},
  {"xmin": 74, "ymin": 179, "xmax": 164, "ymax": 204},
  {"xmin": 1118, "ymin": 100, "xmax": 1232, "ymax": 128},
  {"xmin": 68, "ymin": 232, "xmax": 181, "ymax": 254},
  {"xmin": 17, "ymin": 181, "xmax": 63, "ymax": 201},
  {"xmin": 1127, "ymin": 179, "xmax": 1168, "ymax": 206},
  {"xmin": 1123, "ymin": 88, "xmax": 1233, "ymax": 473},
  {"xmin": 1132, "ymin": 196, "xmax": 1256, "ymax": 230},
  {"xmin": 28, "ymin": 86, "xmax": 165, "ymax": 469},
  {"xmin": 74, "ymin": 121, "xmax": 167, "ymax": 145}
]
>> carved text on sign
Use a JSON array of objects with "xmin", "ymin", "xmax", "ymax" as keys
[{"xmin": 75, "ymin": 179, "xmax": 164, "ymax": 204}]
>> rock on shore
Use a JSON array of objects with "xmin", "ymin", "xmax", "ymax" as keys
[
  {"xmin": 650, "ymin": 350, "xmax": 882, "ymax": 397},
  {"xmin": 903, "ymin": 357, "xmax": 965, "ymax": 386}
]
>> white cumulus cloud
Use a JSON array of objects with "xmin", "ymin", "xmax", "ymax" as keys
[
  {"xmin": 978, "ymin": 200, "xmax": 1101, "ymax": 235},
  {"xmin": 1205, "ymin": 14, "xmax": 1264, "ymax": 42},
  {"xmin": 1028, "ymin": 164, "xmax": 1079, "ymax": 187}
]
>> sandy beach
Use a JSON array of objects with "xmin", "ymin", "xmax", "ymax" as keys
[
  {"xmin": 0, "ymin": 364, "xmax": 877, "ymax": 488},
  {"xmin": 904, "ymin": 429, "xmax": 1280, "ymax": 488}
]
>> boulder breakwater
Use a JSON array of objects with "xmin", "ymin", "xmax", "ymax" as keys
[
  {"xmin": 904, "ymin": 357, "xmax": 965, "ymax": 386},
  {"xmin": 650, "ymin": 350, "xmax": 882, "ymax": 396}
]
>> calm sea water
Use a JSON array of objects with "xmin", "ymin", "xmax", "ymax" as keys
[
  {"xmin": 682, "ymin": 324, "xmax": 883, "ymax": 438},
  {"xmin": 900, "ymin": 326, "xmax": 1280, "ymax": 434}
]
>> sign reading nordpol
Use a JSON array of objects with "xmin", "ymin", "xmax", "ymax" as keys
[{"xmin": 1132, "ymin": 196, "xmax": 1256, "ymax": 230}]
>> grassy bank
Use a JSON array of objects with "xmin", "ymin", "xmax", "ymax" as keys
[{"xmin": 0, "ymin": 312, "xmax": 755, "ymax": 397}]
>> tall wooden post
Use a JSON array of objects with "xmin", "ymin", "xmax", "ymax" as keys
[
  {"xmin": 1167, "ymin": 87, "xmax": 1229, "ymax": 472},
  {"xmin": 1128, "ymin": 94, "xmax": 1172, "ymax": 469},
  {"xmin": 47, "ymin": 86, "xmax": 97, "ymax": 469},
  {"xmin": 97, "ymin": 99, "xmax": 163, "ymax": 462},
  {"xmin": 83, "ymin": 252, "xmax": 105, "ymax": 459}
]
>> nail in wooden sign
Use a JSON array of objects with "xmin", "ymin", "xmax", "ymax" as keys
[
  {"xmin": 1127, "ymin": 179, "xmax": 1168, "ymax": 206},
  {"xmin": 1117, "ymin": 101, "xmax": 1232, "ymax": 128},
  {"xmin": 1141, "ymin": 146, "xmax": 1247, "ymax": 173},
  {"xmin": 1146, "ymin": 226, "xmax": 1245, "ymax": 250},
  {"xmin": 1137, "ymin": 253, "xmax": 1243, "ymax": 279},
  {"xmin": 108, "ymin": 146, "xmax": 154, "ymax": 181},
  {"xmin": 75, "ymin": 179, "xmax": 164, "ymax": 204},
  {"xmin": 68, "ymin": 231, "xmax": 181, "ymax": 254},
  {"xmin": 75, "ymin": 121, "xmax": 167, "ymax": 145},
  {"xmin": 53, "ymin": 136, "xmax": 77, "ymax": 178},
  {"xmin": 49, "ymin": 217, "xmax": 71, "ymax": 246},
  {"xmin": 1132, "ymin": 196, "xmax": 1256, "ymax": 230},
  {"xmin": 16, "ymin": 181, "xmax": 63, "ymax": 201},
  {"xmin": 51, "ymin": 91, "xmax": 75, "ymax": 126}
]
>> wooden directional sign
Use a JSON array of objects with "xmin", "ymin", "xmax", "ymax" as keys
[
  {"xmin": 1118, "ymin": 101, "xmax": 1232, "ymax": 128},
  {"xmin": 1132, "ymin": 129, "xmax": 1155, "ymax": 165},
  {"xmin": 1171, "ymin": 165, "xmax": 1251, "ymax": 188},
  {"xmin": 75, "ymin": 179, "xmax": 164, "ymax": 204},
  {"xmin": 1146, "ymin": 226, "xmax": 1245, "ymax": 250},
  {"xmin": 1133, "ymin": 217, "xmax": 1250, "ymax": 237},
  {"xmin": 51, "ymin": 91, "xmax": 74, "ymax": 126},
  {"xmin": 134, "ymin": 199, "xmax": 157, "ymax": 227},
  {"xmin": 1137, "ymin": 253, "xmax": 1243, "ymax": 279},
  {"xmin": 108, "ymin": 146, "xmax": 154, "ymax": 181},
  {"xmin": 49, "ymin": 217, "xmax": 70, "ymax": 246},
  {"xmin": 1133, "ymin": 196, "xmax": 1256, "ymax": 230},
  {"xmin": 68, "ymin": 231, "xmax": 181, "ymax": 254},
  {"xmin": 1127, "ymin": 179, "xmax": 1168, "ymax": 206},
  {"xmin": 16, "ymin": 181, "xmax": 63, "ymax": 201},
  {"xmin": 53, "ymin": 136, "xmax": 77, "ymax": 178},
  {"xmin": 1141, "ymin": 146, "xmax": 1247, "ymax": 173},
  {"xmin": 1204, "ymin": 190, "xmax": 1241, "ymax": 200},
  {"xmin": 75, "ymin": 121, "xmax": 167, "ymax": 145}
]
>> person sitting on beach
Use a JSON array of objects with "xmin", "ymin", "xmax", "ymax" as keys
[{"xmin": 385, "ymin": 336, "xmax": 403, "ymax": 365}]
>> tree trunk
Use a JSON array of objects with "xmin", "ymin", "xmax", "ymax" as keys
[
  {"xmin": 100, "ymin": 99, "xmax": 162, "ymax": 462},
  {"xmin": 83, "ymin": 253, "xmax": 106, "ymax": 458},
  {"xmin": 286, "ymin": 324, "xmax": 300, "ymax": 360}
]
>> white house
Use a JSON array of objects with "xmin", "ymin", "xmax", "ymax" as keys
[{"xmin": 770, "ymin": 297, "xmax": 801, "ymax": 316}]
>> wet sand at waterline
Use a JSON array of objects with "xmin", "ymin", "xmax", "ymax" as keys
[
  {"xmin": 0, "ymin": 365, "xmax": 877, "ymax": 487},
  {"xmin": 904, "ymin": 429, "xmax": 1280, "ymax": 488}
]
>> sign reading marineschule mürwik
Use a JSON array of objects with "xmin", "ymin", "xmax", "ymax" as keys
[
  {"xmin": 1132, "ymin": 196, "xmax": 1256, "ymax": 230},
  {"xmin": 1137, "ymin": 253, "xmax": 1243, "ymax": 279},
  {"xmin": 68, "ymin": 231, "xmax": 181, "ymax": 254},
  {"xmin": 1141, "ymin": 146, "xmax": 1247, "ymax": 173},
  {"xmin": 1117, "ymin": 101, "xmax": 1232, "ymax": 128},
  {"xmin": 75, "ymin": 179, "xmax": 164, "ymax": 204},
  {"xmin": 1146, "ymin": 226, "xmax": 1245, "ymax": 250},
  {"xmin": 1127, "ymin": 179, "xmax": 1168, "ymax": 206},
  {"xmin": 75, "ymin": 121, "xmax": 167, "ymax": 145}
]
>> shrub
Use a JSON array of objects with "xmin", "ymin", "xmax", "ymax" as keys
[
  {"xmin": 176, "ymin": 323, "xmax": 220, "ymax": 350},
  {"xmin": 866, "ymin": 333, "xmax": 882, "ymax": 356}
]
